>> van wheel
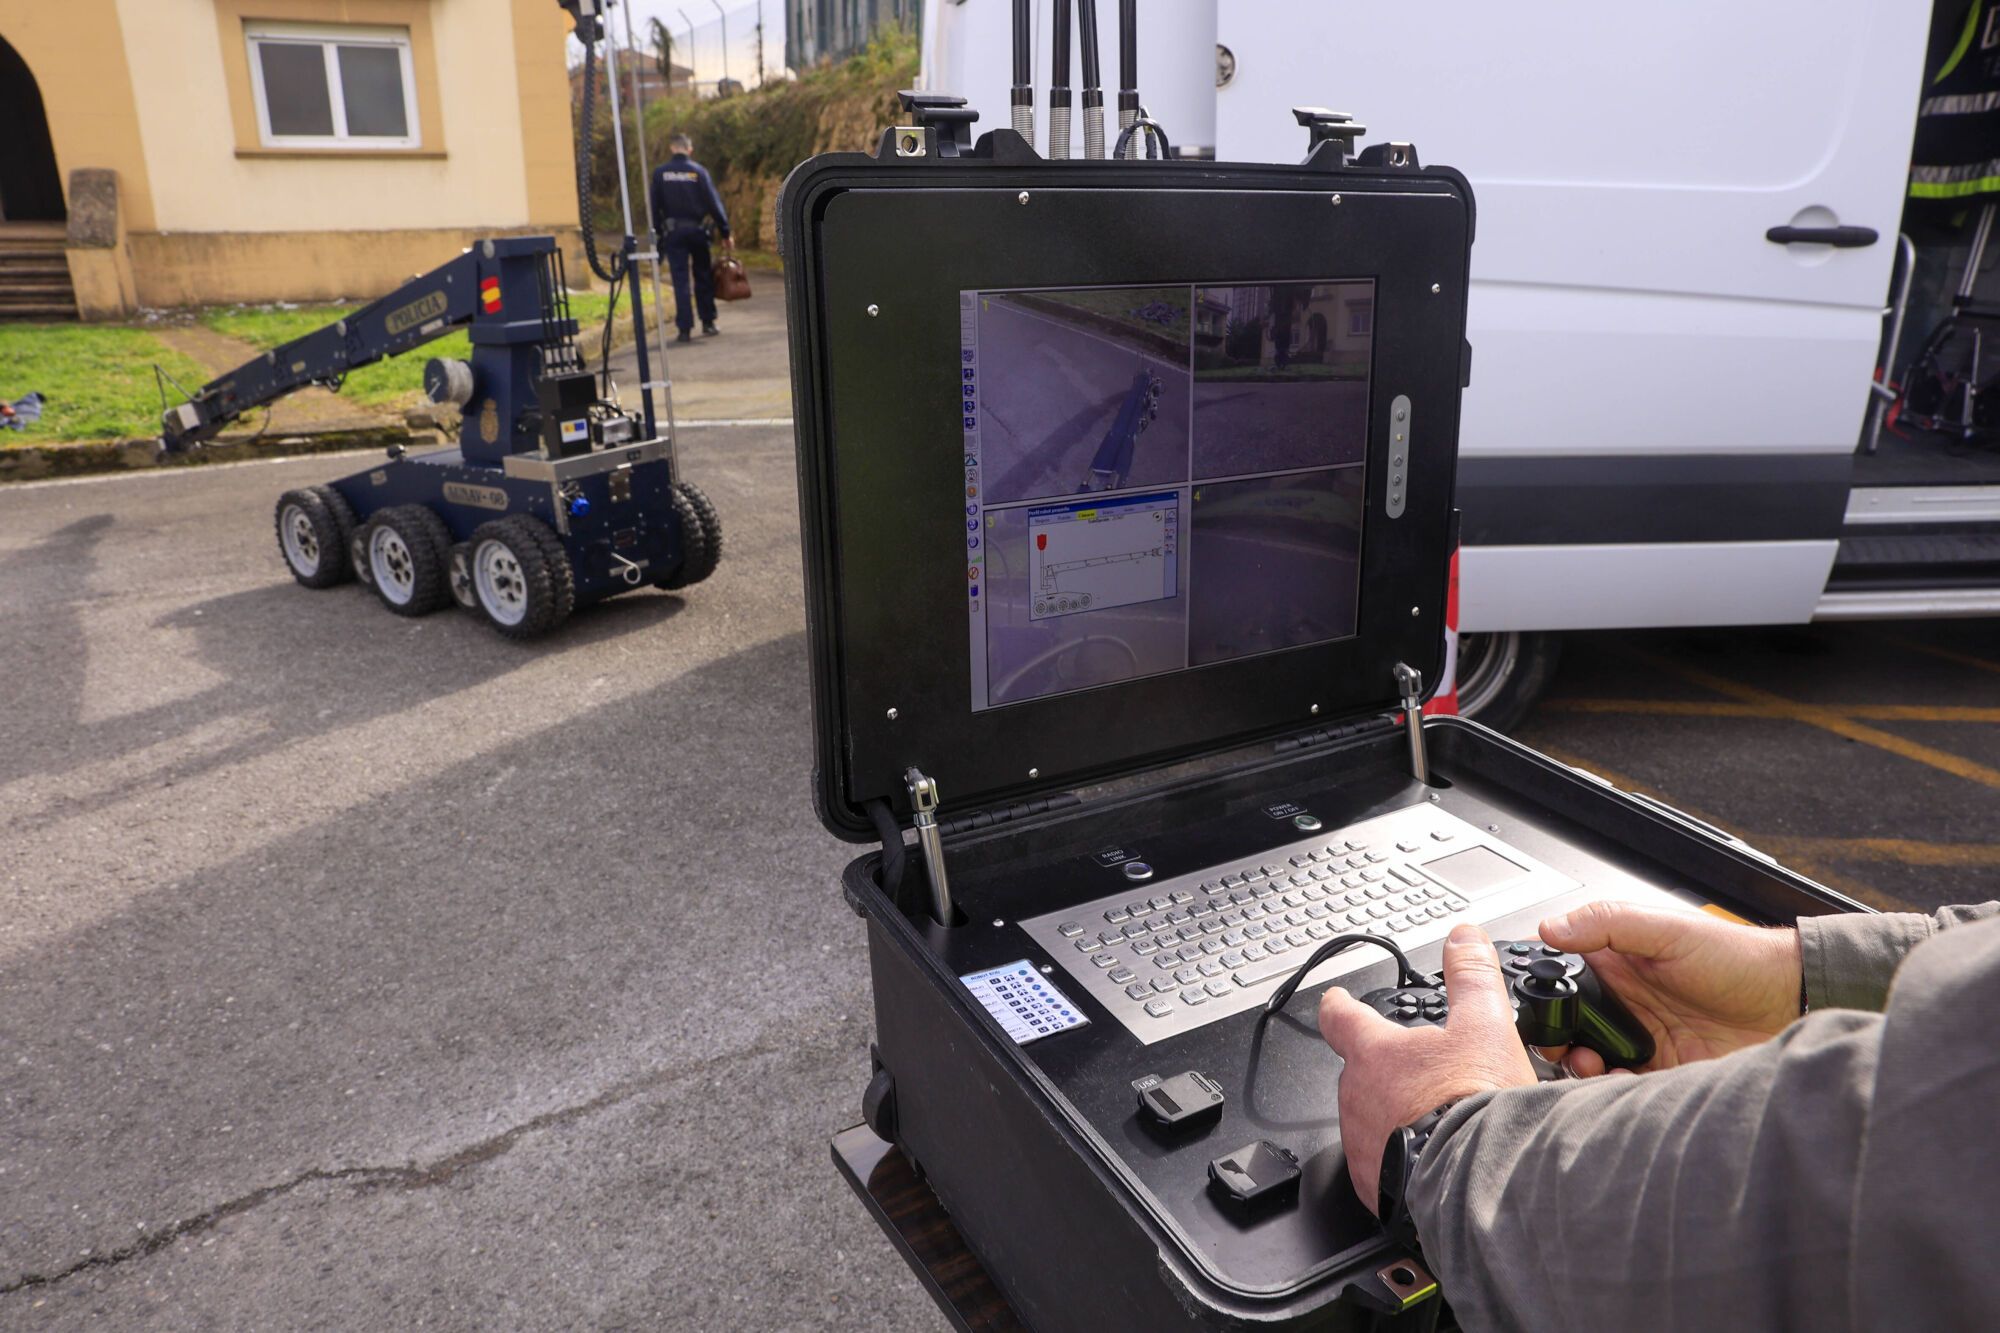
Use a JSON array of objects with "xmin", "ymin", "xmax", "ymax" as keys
[{"xmin": 1454, "ymin": 631, "xmax": 1563, "ymax": 733}]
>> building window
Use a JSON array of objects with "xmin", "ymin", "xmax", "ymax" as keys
[
  {"xmin": 1347, "ymin": 299, "xmax": 1374, "ymax": 337},
  {"xmin": 246, "ymin": 24, "xmax": 419, "ymax": 148}
]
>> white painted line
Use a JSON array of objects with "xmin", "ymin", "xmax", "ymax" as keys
[
  {"xmin": 1, "ymin": 448, "xmax": 383, "ymax": 491},
  {"xmin": 1, "ymin": 420, "xmax": 796, "ymax": 491}
]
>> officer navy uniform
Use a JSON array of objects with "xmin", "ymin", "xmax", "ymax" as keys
[{"xmin": 650, "ymin": 150, "xmax": 731, "ymax": 338}]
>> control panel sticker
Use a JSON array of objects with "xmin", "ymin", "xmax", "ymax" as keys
[{"xmin": 960, "ymin": 960, "xmax": 1089, "ymax": 1044}]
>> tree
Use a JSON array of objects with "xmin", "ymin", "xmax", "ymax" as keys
[{"xmin": 648, "ymin": 17, "xmax": 675, "ymax": 85}]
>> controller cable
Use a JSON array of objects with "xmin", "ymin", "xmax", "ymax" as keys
[{"xmin": 1262, "ymin": 933, "xmax": 1420, "ymax": 1017}]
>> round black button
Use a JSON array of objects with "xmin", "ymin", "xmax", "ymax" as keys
[
  {"xmin": 1122, "ymin": 861, "xmax": 1154, "ymax": 882},
  {"xmin": 1527, "ymin": 957, "xmax": 1568, "ymax": 982},
  {"xmin": 1292, "ymin": 814, "xmax": 1323, "ymax": 832}
]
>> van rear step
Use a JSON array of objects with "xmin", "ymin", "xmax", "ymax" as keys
[{"xmin": 1827, "ymin": 530, "xmax": 2000, "ymax": 592}]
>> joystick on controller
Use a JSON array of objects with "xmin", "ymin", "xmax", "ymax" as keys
[{"xmin": 1357, "ymin": 940, "xmax": 1653, "ymax": 1070}]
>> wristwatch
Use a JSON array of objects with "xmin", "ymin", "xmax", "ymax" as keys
[{"xmin": 1377, "ymin": 1101, "xmax": 1461, "ymax": 1252}]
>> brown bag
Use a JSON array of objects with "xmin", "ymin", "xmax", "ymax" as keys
[{"xmin": 712, "ymin": 255, "xmax": 752, "ymax": 302}]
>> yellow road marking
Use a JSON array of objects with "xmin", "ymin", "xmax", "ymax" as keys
[
  {"xmin": 1623, "ymin": 651, "xmax": 2000, "ymax": 794},
  {"xmin": 1758, "ymin": 837, "xmax": 2000, "ymax": 868},
  {"xmin": 1543, "ymin": 698, "xmax": 2000, "ymax": 724},
  {"xmin": 1534, "ymin": 745, "xmax": 1894, "ymax": 909},
  {"xmin": 1869, "ymin": 630, "xmax": 2000, "ymax": 678}
]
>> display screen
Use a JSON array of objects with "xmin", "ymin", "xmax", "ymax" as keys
[{"xmin": 961, "ymin": 281, "xmax": 1374, "ymax": 710}]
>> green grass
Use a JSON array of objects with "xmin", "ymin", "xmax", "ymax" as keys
[
  {"xmin": 200, "ymin": 292, "xmax": 617, "ymax": 409},
  {"xmin": 0, "ymin": 324, "xmax": 212, "ymax": 444}
]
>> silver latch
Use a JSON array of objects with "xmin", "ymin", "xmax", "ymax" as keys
[{"xmin": 906, "ymin": 767, "xmax": 954, "ymax": 925}]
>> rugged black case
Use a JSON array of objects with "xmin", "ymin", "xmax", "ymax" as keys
[
  {"xmin": 839, "ymin": 720, "xmax": 1860, "ymax": 1330},
  {"xmin": 781, "ymin": 118, "xmax": 1863, "ymax": 1330}
]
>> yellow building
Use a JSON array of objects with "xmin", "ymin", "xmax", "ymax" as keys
[{"xmin": 0, "ymin": 0, "xmax": 582, "ymax": 319}]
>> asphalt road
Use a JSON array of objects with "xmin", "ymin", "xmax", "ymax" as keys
[
  {"xmin": 4, "ymin": 283, "xmax": 1998, "ymax": 1329},
  {"xmin": 1189, "ymin": 378, "xmax": 1368, "ymax": 477},
  {"xmin": 0, "ymin": 289, "xmax": 939, "ymax": 1329},
  {"xmin": 975, "ymin": 296, "xmax": 1192, "ymax": 504}
]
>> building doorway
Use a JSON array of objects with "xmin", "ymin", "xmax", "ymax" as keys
[{"xmin": 0, "ymin": 35, "xmax": 65, "ymax": 222}]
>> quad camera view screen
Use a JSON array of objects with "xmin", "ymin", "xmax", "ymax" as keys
[{"xmin": 961, "ymin": 281, "xmax": 1375, "ymax": 711}]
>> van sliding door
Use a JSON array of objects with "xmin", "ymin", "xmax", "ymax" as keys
[{"xmin": 1216, "ymin": 0, "xmax": 1929, "ymax": 629}]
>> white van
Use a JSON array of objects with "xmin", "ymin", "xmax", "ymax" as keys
[{"xmin": 921, "ymin": 0, "xmax": 2000, "ymax": 724}]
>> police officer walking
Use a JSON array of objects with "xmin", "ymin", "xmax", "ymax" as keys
[{"xmin": 650, "ymin": 133, "xmax": 731, "ymax": 343}]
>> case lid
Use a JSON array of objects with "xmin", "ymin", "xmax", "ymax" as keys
[{"xmin": 782, "ymin": 113, "xmax": 1473, "ymax": 840}]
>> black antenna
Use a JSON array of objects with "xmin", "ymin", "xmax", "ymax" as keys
[
  {"xmin": 1049, "ymin": 0, "xmax": 1073, "ymax": 159},
  {"xmin": 1077, "ymin": 0, "xmax": 1104, "ymax": 157},
  {"xmin": 1011, "ymin": 0, "xmax": 1035, "ymax": 147},
  {"xmin": 1117, "ymin": 0, "xmax": 1139, "ymax": 158}
]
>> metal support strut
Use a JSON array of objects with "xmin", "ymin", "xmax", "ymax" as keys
[
  {"xmin": 906, "ymin": 768, "xmax": 954, "ymax": 925},
  {"xmin": 1394, "ymin": 662, "xmax": 1430, "ymax": 785}
]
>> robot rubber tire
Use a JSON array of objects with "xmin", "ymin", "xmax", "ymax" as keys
[
  {"xmin": 273, "ymin": 487, "xmax": 357, "ymax": 588},
  {"xmin": 362, "ymin": 505, "xmax": 454, "ymax": 617},
  {"xmin": 657, "ymin": 481, "xmax": 722, "ymax": 589},
  {"xmin": 465, "ymin": 514, "xmax": 575, "ymax": 639}
]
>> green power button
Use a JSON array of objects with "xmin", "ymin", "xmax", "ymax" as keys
[{"xmin": 1293, "ymin": 814, "xmax": 1323, "ymax": 832}]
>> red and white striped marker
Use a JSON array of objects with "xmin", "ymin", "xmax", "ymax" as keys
[{"xmin": 1429, "ymin": 548, "xmax": 1462, "ymax": 716}]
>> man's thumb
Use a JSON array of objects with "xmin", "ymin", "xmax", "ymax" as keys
[
  {"xmin": 1540, "ymin": 900, "xmax": 1688, "ymax": 960},
  {"xmin": 1440, "ymin": 924, "xmax": 1515, "ymax": 1031}
]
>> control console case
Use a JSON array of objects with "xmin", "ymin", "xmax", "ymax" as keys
[{"xmin": 782, "ymin": 98, "xmax": 1862, "ymax": 1331}]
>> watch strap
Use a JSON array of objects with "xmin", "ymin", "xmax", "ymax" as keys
[{"xmin": 1377, "ymin": 1100, "xmax": 1461, "ymax": 1252}]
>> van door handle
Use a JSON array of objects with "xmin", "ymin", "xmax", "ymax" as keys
[{"xmin": 1765, "ymin": 224, "xmax": 1879, "ymax": 248}]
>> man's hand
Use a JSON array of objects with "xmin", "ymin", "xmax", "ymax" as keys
[
  {"xmin": 1539, "ymin": 902, "xmax": 1802, "ymax": 1078},
  {"xmin": 1319, "ymin": 924, "xmax": 1536, "ymax": 1212},
  {"xmin": 722, "ymin": 236, "xmax": 736, "ymax": 254}
]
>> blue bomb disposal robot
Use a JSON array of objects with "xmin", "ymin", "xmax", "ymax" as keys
[{"xmin": 159, "ymin": 1, "xmax": 716, "ymax": 639}]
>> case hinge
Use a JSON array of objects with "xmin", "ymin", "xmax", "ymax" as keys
[
  {"xmin": 1272, "ymin": 715, "xmax": 1393, "ymax": 755},
  {"xmin": 937, "ymin": 792, "xmax": 1083, "ymax": 838}
]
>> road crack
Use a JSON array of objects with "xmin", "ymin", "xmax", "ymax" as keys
[{"xmin": 0, "ymin": 1052, "xmax": 736, "ymax": 1297}]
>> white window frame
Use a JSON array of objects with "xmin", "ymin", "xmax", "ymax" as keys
[{"xmin": 245, "ymin": 22, "xmax": 420, "ymax": 150}]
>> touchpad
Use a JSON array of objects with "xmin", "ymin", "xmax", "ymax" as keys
[{"xmin": 1422, "ymin": 845, "xmax": 1528, "ymax": 898}]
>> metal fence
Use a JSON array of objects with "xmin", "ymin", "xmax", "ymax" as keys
[
  {"xmin": 785, "ymin": 0, "xmax": 918, "ymax": 71},
  {"xmin": 663, "ymin": 0, "xmax": 782, "ymax": 96}
]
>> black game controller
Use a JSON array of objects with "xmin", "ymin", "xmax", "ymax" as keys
[{"xmin": 1359, "ymin": 939, "xmax": 1654, "ymax": 1070}]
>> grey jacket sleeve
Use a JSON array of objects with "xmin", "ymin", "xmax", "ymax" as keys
[
  {"xmin": 1408, "ymin": 907, "xmax": 2000, "ymax": 1333},
  {"xmin": 1800, "ymin": 902, "xmax": 2000, "ymax": 1011}
]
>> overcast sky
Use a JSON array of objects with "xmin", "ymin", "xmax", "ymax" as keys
[{"xmin": 573, "ymin": 0, "xmax": 788, "ymax": 87}]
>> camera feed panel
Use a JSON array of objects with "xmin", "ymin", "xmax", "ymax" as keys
[
  {"xmin": 968, "ymin": 287, "xmax": 1193, "ymax": 504},
  {"xmin": 961, "ymin": 281, "xmax": 1373, "ymax": 714},
  {"xmin": 1192, "ymin": 281, "xmax": 1373, "ymax": 477}
]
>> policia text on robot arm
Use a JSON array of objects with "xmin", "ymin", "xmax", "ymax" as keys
[{"xmin": 649, "ymin": 135, "xmax": 731, "ymax": 342}]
